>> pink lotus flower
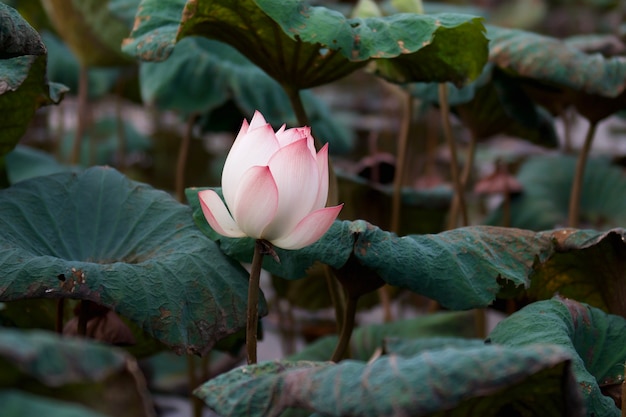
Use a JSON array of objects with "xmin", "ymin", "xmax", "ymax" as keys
[{"xmin": 199, "ymin": 111, "xmax": 343, "ymax": 250}]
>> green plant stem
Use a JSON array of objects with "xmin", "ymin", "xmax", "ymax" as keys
[
  {"xmin": 440, "ymin": 84, "xmax": 468, "ymax": 229},
  {"xmin": 568, "ymin": 120, "xmax": 598, "ymax": 228},
  {"xmin": 176, "ymin": 113, "xmax": 197, "ymax": 203},
  {"xmin": 71, "ymin": 64, "xmax": 89, "ymax": 165},
  {"xmin": 330, "ymin": 295, "xmax": 358, "ymax": 362},
  {"xmin": 284, "ymin": 85, "xmax": 310, "ymax": 127},
  {"xmin": 448, "ymin": 132, "xmax": 477, "ymax": 228},
  {"xmin": 55, "ymin": 298, "xmax": 65, "ymax": 334},
  {"xmin": 77, "ymin": 300, "xmax": 91, "ymax": 336},
  {"xmin": 247, "ymin": 240, "xmax": 266, "ymax": 365},
  {"xmin": 187, "ymin": 355, "xmax": 202, "ymax": 417},
  {"xmin": 325, "ymin": 267, "xmax": 346, "ymax": 332},
  {"xmin": 391, "ymin": 92, "xmax": 412, "ymax": 234}
]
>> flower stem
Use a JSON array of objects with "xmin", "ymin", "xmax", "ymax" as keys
[
  {"xmin": 448, "ymin": 132, "xmax": 477, "ymax": 229},
  {"xmin": 55, "ymin": 298, "xmax": 65, "ymax": 333},
  {"xmin": 247, "ymin": 240, "xmax": 266, "ymax": 364},
  {"xmin": 325, "ymin": 267, "xmax": 345, "ymax": 331},
  {"xmin": 568, "ymin": 120, "xmax": 597, "ymax": 228},
  {"xmin": 439, "ymin": 83, "xmax": 468, "ymax": 229},
  {"xmin": 391, "ymin": 90, "xmax": 413, "ymax": 234},
  {"xmin": 77, "ymin": 300, "xmax": 91, "ymax": 336},
  {"xmin": 331, "ymin": 295, "xmax": 358, "ymax": 362}
]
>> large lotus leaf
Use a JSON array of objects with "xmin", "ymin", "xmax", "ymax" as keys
[
  {"xmin": 289, "ymin": 311, "xmax": 478, "ymax": 361},
  {"xmin": 0, "ymin": 390, "xmax": 109, "ymax": 417},
  {"xmin": 486, "ymin": 155, "xmax": 626, "ymax": 230},
  {"xmin": 40, "ymin": 0, "xmax": 132, "ymax": 67},
  {"xmin": 139, "ymin": 36, "xmax": 353, "ymax": 153},
  {"xmin": 186, "ymin": 187, "xmax": 555, "ymax": 310},
  {"xmin": 488, "ymin": 25, "xmax": 626, "ymax": 98},
  {"xmin": 42, "ymin": 31, "xmax": 122, "ymax": 99},
  {"xmin": 196, "ymin": 344, "xmax": 582, "ymax": 417},
  {"xmin": 0, "ymin": 167, "xmax": 263, "ymax": 355},
  {"xmin": 0, "ymin": 3, "xmax": 46, "ymax": 58},
  {"xmin": 488, "ymin": 297, "xmax": 626, "ymax": 417},
  {"xmin": 527, "ymin": 228, "xmax": 626, "ymax": 318},
  {"xmin": 0, "ymin": 54, "xmax": 67, "ymax": 159},
  {"xmin": 487, "ymin": 25, "xmax": 626, "ymax": 121},
  {"xmin": 409, "ymin": 64, "xmax": 558, "ymax": 147},
  {"xmin": 123, "ymin": 0, "xmax": 488, "ymax": 89},
  {"xmin": 6, "ymin": 145, "xmax": 76, "ymax": 184},
  {"xmin": 0, "ymin": 328, "xmax": 154, "ymax": 417}
]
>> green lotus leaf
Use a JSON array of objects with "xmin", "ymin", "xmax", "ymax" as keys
[
  {"xmin": 488, "ymin": 297, "xmax": 626, "ymax": 417},
  {"xmin": 0, "ymin": 3, "xmax": 46, "ymax": 58},
  {"xmin": 487, "ymin": 25, "xmax": 626, "ymax": 121},
  {"xmin": 123, "ymin": 0, "xmax": 488, "ymax": 88},
  {"xmin": 0, "ymin": 167, "xmax": 264, "ymax": 355},
  {"xmin": 195, "ymin": 344, "xmax": 582, "ymax": 416},
  {"xmin": 0, "ymin": 54, "xmax": 67, "ymax": 160},
  {"xmin": 187, "ymin": 187, "xmax": 555, "ymax": 309},
  {"xmin": 488, "ymin": 25, "xmax": 626, "ymax": 98}
]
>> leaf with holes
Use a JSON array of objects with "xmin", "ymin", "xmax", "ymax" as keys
[
  {"xmin": 123, "ymin": 0, "xmax": 488, "ymax": 88},
  {"xmin": 0, "ymin": 167, "xmax": 264, "ymax": 355},
  {"xmin": 488, "ymin": 297, "xmax": 626, "ymax": 417}
]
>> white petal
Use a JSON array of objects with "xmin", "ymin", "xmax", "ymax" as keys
[
  {"xmin": 313, "ymin": 143, "xmax": 330, "ymax": 210},
  {"xmin": 198, "ymin": 190, "xmax": 245, "ymax": 238},
  {"xmin": 275, "ymin": 126, "xmax": 307, "ymax": 147},
  {"xmin": 271, "ymin": 205, "xmax": 343, "ymax": 250},
  {"xmin": 249, "ymin": 110, "xmax": 268, "ymax": 130},
  {"xmin": 221, "ymin": 123, "xmax": 279, "ymax": 210},
  {"xmin": 232, "ymin": 166, "xmax": 279, "ymax": 239},
  {"xmin": 262, "ymin": 138, "xmax": 320, "ymax": 240}
]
